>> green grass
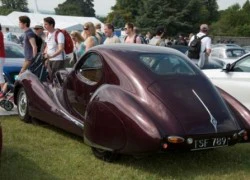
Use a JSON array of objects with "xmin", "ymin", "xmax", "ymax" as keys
[{"xmin": 1, "ymin": 116, "xmax": 250, "ymax": 180}]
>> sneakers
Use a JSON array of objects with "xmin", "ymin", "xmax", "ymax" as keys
[{"xmin": 0, "ymin": 91, "xmax": 4, "ymax": 98}]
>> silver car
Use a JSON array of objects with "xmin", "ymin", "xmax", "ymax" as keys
[{"xmin": 210, "ymin": 46, "xmax": 246, "ymax": 65}]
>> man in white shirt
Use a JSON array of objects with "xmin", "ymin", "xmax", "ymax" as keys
[
  {"xmin": 103, "ymin": 23, "xmax": 121, "ymax": 45},
  {"xmin": 149, "ymin": 26, "xmax": 166, "ymax": 46},
  {"xmin": 43, "ymin": 17, "xmax": 65, "ymax": 79},
  {"xmin": 188, "ymin": 24, "xmax": 212, "ymax": 68}
]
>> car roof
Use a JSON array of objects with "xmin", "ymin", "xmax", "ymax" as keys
[
  {"xmin": 91, "ymin": 44, "xmax": 183, "ymax": 55},
  {"xmin": 89, "ymin": 44, "xmax": 189, "ymax": 68},
  {"xmin": 212, "ymin": 46, "xmax": 244, "ymax": 50},
  {"xmin": 87, "ymin": 44, "xmax": 195, "ymax": 86},
  {"xmin": 213, "ymin": 43, "xmax": 241, "ymax": 48},
  {"xmin": 4, "ymin": 40, "xmax": 21, "ymax": 46}
]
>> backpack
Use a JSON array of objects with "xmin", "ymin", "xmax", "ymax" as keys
[
  {"xmin": 55, "ymin": 29, "xmax": 74, "ymax": 54},
  {"xmin": 139, "ymin": 35, "xmax": 148, "ymax": 44},
  {"xmin": 96, "ymin": 31, "xmax": 106, "ymax": 44},
  {"xmin": 34, "ymin": 34, "xmax": 43, "ymax": 53},
  {"xmin": 124, "ymin": 34, "xmax": 147, "ymax": 44},
  {"xmin": 188, "ymin": 35, "xmax": 207, "ymax": 59}
]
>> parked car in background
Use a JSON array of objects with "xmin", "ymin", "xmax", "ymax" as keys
[
  {"xmin": 242, "ymin": 46, "xmax": 250, "ymax": 53},
  {"xmin": 210, "ymin": 46, "xmax": 246, "ymax": 65},
  {"xmin": 4, "ymin": 34, "xmax": 20, "ymax": 44},
  {"xmin": 202, "ymin": 52, "xmax": 250, "ymax": 110},
  {"xmin": 168, "ymin": 45, "xmax": 223, "ymax": 69},
  {"xmin": 13, "ymin": 44, "xmax": 250, "ymax": 161},
  {"xmin": 167, "ymin": 45, "xmax": 189, "ymax": 54},
  {"xmin": 212, "ymin": 43, "xmax": 241, "ymax": 48},
  {"xmin": 3, "ymin": 41, "xmax": 24, "ymax": 85}
]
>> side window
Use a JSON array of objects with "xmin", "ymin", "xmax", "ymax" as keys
[
  {"xmin": 5, "ymin": 45, "xmax": 24, "ymax": 58},
  {"xmin": 78, "ymin": 53, "xmax": 103, "ymax": 83},
  {"xmin": 233, "ymin": 56, "xmax": 250, "ymax": 72}
]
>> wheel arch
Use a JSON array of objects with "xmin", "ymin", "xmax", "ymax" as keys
[{"xmin": 84, "ymin": 85, "xmax": 161, "ymax": 154}]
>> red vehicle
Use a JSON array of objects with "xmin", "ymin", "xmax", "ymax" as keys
[
  {"xmin": 0, "ymin": 123, "xmax": 2, "ymax": 155},
  {"xmin": 13, "ymin": 44, "xmax": 250, "ymax": 161}
]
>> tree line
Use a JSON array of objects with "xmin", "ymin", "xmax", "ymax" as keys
[{"xmin": 0, "ymin": 0, "xmax": 250, "ymax": 37}]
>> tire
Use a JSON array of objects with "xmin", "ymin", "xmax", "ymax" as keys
[
  {"xmin": 91, "ymin": 147, "xmax": 120, "ymax": 162},
  {"xmin": 17, "ymin": 87, "xmax": 31, "ymax": 123},
  {"xmin": 4, "ymin": 101, "xmax": 14, "ymax": 111}
]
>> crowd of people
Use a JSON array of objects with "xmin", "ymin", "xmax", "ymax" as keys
[{"xmin": 0, "ymin": 15, "xmax": 212, "ymax": 98}]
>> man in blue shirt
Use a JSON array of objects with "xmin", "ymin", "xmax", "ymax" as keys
[
  {"xmin": 5, "ymin": 27, "xmax": 12, "ymax": 42},
  {"xmin": 18, "ymin": 16, "xmax": 38, "ymax": 75}
]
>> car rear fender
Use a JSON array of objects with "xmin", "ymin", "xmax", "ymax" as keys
[
  {"xmin": 218, "ymin": 87, "xmax": 250, "ymax": 142},
  {"xmin": 84, "ymin": 85, "xmax": 162, "ymax": 154},
  {"xmin": 0, "ymin": 125, "xmax": 2, "ymax": 156}
]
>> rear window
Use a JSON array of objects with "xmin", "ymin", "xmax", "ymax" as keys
[
  {"xmin": 226, "ymin": 49, "xmax": 245, "ymax": 58},
  {"xmin": 139, "ymin": 53, "xmax": 196, "ymax": 75},
  {"xmin": 5, "ymin": 45, "xmax": 24, "ymax": 58}
]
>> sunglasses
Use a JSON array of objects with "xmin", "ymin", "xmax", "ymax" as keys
[
  {"xmin": 124, "ymin": 28, "xmax": 128, "ymax": 30},
  {"xmin": 83, "ymin": 27, "xmax": 89, "ymax": 30}
]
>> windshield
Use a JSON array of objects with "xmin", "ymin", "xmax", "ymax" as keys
[
  {"xmin": 5, "ymin": 44, "xmax": 24, "ymax": 58},
  {"xmin": 139, "ymin": 53, "xmax": 196, "ymax": 75}
]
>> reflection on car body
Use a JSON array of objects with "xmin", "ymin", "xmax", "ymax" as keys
[{"xmin": 0, "ymin": 122, "xmax": 2, "ymax": 155}]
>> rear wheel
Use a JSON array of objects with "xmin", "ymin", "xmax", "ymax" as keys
[
  {"xmin": 17, "ymin": 87, "xmax": 31, "ymax": 123},
  {"xmin": 91, "ymin": 147, "xmax": 120, "ymax": 162}
]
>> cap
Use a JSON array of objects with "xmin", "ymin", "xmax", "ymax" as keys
[
  {"xmin": 200, "ymin": 24, "xmax": 208, "ymax": 30},
  {"xmin": 34, "ymin": 24, "xmax": 44, "ymax": 29}
]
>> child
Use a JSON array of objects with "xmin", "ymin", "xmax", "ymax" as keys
[{"xmin": 0, "ymin": 82, "xmax": 7, "ymax": 98}]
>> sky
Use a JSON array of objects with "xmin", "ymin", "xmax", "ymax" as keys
[
  {"xmin": 28, "ymin": 0, "xmax": 116, "ymax": 16},
  {"xmin": 28, "ymin": 0, "xmax": 247, "ymax": 16}
]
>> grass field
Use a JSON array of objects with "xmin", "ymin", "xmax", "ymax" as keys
[{"xmin": 1, "ymin": 116, "xmax": 250, "ymax": 180}]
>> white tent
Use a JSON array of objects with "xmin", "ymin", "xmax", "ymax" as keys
[
  {"xmin": 1, "ymin": 11, "xmax": 103, "ymax": 34},
  {"xmin": 0, "ymin": 15, "xmax": 15, "ymax": 28}
]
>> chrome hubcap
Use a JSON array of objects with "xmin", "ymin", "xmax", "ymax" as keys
[{"xmin": 18, "ymin": 91, "xmax": 27, "ymax": 117}]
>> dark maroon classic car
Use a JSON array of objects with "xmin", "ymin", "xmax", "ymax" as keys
[
  {"xmin": 0, "ymin": 123, "xmax": 2, "ymax": 155},
  {"xmin": 13, "ymin": 44, "xmax": 250, "ymax": 161}
]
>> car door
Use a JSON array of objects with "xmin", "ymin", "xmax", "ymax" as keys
[
  {"xmin": 66, "ymin": 52, "xmax": 104, "ymax": 118},
  {"xmin": 208, "ymin": 55, "xmax": 250, "ymax": 109}
]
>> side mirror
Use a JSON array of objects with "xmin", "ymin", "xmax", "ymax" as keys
[{"xmin": 222, "ymin": 63, "xmax": 231, "ymax": 72}]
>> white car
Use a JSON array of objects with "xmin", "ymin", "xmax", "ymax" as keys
[
  {"xmin": 202, "ymin": 53, "xmax": 250, "ymax": 109},
  {"xmin": 210, "ymin": 46, "xmax": 246, "ymax": 66}
]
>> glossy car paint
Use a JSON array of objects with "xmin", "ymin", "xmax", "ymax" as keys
[
  {"xmin": 13, "ymin": 44, "xmax": 250, "ymax": 155},
  {"xmin": 202, "ymin": 53, "xmax": 250, "ymax": 110},
  {"xmin": 218, "ymin": 87, "xmax": 250, "ymax": 139},
  {"xmin": 0, "ymin": 124, "xmax": 2, "ymax": 155}
]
